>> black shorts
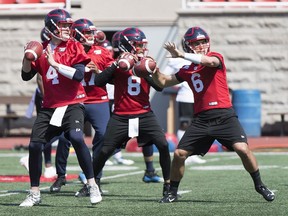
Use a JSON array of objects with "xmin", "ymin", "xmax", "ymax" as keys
[
  {"xmin": 178, "ymin": 108, "xmax": 248, "ymax": 156},
  {"xmin": 104, "ymin": 111, "xmax": 166, "ymax": 148},
  {"xmin": 30, "ymin": 103, "xmax": 85, "ymax": 143}
]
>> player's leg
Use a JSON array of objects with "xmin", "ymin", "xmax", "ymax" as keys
[
  {"xmin": 178, "ymin": 102, "xmax": 206, "ymax": 164},
  {"xmin": 142, "ymin": 145, "xmax": 162, "ymax": 183},
  {"xmin": 139, "ymin": 112, "xmax": 171, "ymax": 195},
  {"xmin": 50, "ymin": 134, "xmax": 70, "ymax": 192},
  {"xmin": 64, "ymin": 104, "xmax": 102, "ymax": 204},
  {"xmin": 159, "ymin": 117, "xmax": 210, "ymax": 203},
  {"xmin": 216, "ymin": 112, "xmax": 275, "ymax": 202},
  {"xmin": 92, "ymin": 114, "xmax": 129, "ymax": 192},
  {"xmin": 75, "ymin": 102, "xmax": 110, "ymax": 196},
  {"xmin": 20, "ymin": 109, "xmax": 52, "ymax": 207}
]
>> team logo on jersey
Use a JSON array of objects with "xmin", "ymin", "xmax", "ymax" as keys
[
  {"xmin": 76, "ymin": 94, "xmax": 85, "ymax": 99},
  {"xmin": 94, "ymin": 50, "xmax": 102, "ymax": 54},
  {"xmin": 59, "ymin": 47, "xmax": 66, "ymax": 52},
  {"xmin": 194, "ymin": 66, "xmax": 198, "ymax": 70},
  {"xmin": 209, "ymin": 101, "xmax": 218, "ymax": 106}
]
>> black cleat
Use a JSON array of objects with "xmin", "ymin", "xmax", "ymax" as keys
[
  {"xmin": 162, "ymin": 183, "xmax": 170, "ymax": 196},
  {"xmin": 75, "ymin": 184, "xmax": 89, "ymax": 197},
  {"xmin": 159, "ymin": 192, "xmax": 178, "ymax": 203},
  {"xmin": 255, "ymin": 185, "xmax": 275, "ymax": 202},
  {"xmin": 50, "ymin": 176, "xmax": 66, "ymax": 193}
]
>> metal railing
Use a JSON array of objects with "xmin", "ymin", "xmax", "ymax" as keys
[
  {"xmin": 182, "ymin": 0, "xmax": 288, "ymax": 11},
  {"xmin": 0, "ymin": 0, "xmax": 71, "ymax": 14}
]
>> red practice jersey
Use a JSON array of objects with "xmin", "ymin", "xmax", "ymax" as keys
[
  {"xmin": 83, "ymin": 46, "xmax": 114, "ymax": 104},
  {"xmin": 112, "ymin": 68, "xmax": 152, "ymax": 115},
  {"xmin": 177, "ymin": 52, "xmax": 232, "ymax": 114},
  {"xmin": 32, "ymin": 39, "xmax": 90, "ymax": 108}
]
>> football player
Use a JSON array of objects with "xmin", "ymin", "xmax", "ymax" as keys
[
  {"xmin": 151, "ymin": 26, "xmax": 275, "ymax": 203},
  {"xmin": 162, "ymin": 38, "xmax": 207, "ymax": 165},
  {"xmin": 93, "ymin": 27, "xmax": 172, "ymax": 197},
  {"xmin": 104, "ymin": 31, "xmax": 164, "ymax": 183},
  {"xmin": 49, "ymin": 18, "xmax": 115, "ymax": 196},
  {"xmin": 19, "ymin": 9, "xmax": 101, "ymax": 207}
]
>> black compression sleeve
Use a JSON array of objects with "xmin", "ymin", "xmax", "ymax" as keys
[
  {"xmin": 72, "ymin": 64, "xmax": 85, "ymax": 82},
  {"xmin": 144, "ymin": 75, "xmax": 163, "ymax": 92},
  {"xmin": 21, "ymin": 68, "xmax": 37, "ymax": 81},
  {"xmin": 94, "ymin": 63, "xmax": 117, "ymax": 87}
]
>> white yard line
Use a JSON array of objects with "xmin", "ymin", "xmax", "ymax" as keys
[{"xmin": 0, "ymin": 151, "xmax": 287, "ymax": 198}]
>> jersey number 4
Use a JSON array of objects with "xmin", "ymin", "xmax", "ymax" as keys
[{"xmin": 46, "ymin": 66, "xmax": 59, "ymax": 85}]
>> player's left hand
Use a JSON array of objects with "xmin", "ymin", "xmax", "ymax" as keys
[
  {"xmin": 87, "ymin": 61, "xmax": 99, "ymax": 73},
  {"xmin": 164, "ymin": 42, "xmax": 184, "ymax": 58}
]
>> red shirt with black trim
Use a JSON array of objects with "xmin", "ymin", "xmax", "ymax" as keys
[
  {"xmin": 83, "ymin": 46, "xmax": 114, "ymax": 104},
  {"xmin": 32, "ymin": 39, "xmax": 90, "ymax": 108},
  {"xmin": 176, "ymin": 52, "xmax": 232, "ymax": 114}
]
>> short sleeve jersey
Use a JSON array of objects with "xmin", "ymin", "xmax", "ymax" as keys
[
  {"xmin": 32, "ymin": 39, "xmax": 90, "ymax": 108},
  {"xmin": 83, "ymin": 46, "xmax": 114, "ymax": 104},
  {"xmin": 176, "ymin": 52, "xmax": 232, "ymax": 114},
  {"xmin": 112, "ymin": 68, "xmax": 152, "ymax": 115}
]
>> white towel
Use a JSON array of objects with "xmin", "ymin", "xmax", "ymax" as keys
[
  {"xmin": 128, "ymin": 118, "xmax": 139, "ymax": 138},
  {"xmin": 49, "ymin": 105, "xmax": 68, "ymax": 127}
]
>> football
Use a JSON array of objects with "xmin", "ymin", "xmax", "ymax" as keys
[
  {"xmin": 118, "ymin": 52, "xmax": 136, "ymax": 71},
  {"xmin": 24, "ymin": 41, "xmax": 43, "ymax": 61},
  {"xmin": 132, "ymin": 57, "xmax": 157, "ymax": 78},
  {"xmin": 94, "ymin": 30, "xmax": 106, "ymax": 43}
]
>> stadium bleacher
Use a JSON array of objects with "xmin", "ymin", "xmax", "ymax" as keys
[
  {"xmin": 0, "ymin": 0, "xmax": 65, "ymax": 3},
  {"xmin": 0, "ymin": 0, "xmax": 67, "ymax": 13},
  {"xmin": 182, "ymin": 0, "xmax": 288, "ymax": 10}
]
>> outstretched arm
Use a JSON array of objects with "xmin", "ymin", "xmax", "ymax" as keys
[
  {"xmin": 151, "ymin": 68, "xmax": 180, "ymax": 88},
  {"xmin": 164, "ymin": 42, "xmax": 220, "ymax": 67}
]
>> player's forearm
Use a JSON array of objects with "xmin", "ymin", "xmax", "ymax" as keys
[
  {"xmin": 152, "ymin": 70, "xmax": 166, "ymax": 88},
  {"xmin": 21, "ymin": 58, "xmax": 37, "ymax": 81},
  {"xmin": 51, "ymin": 63, "xmax": 85, "ymax": 82},
  {"xmin": 94, "ymin": 63, "xmax": 117, "ymax": 87},
  {"xmin": 144, "ymin": 75, "xmax": 163, "ymax": 92},
  {"xmin": 22, "ymin": 58, "xmax": 32, "ymax": 73}
]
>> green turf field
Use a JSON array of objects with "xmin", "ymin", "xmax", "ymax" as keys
[{"xmin": 0, "ymin": 150, "xmax": 287, "ymax": 216}]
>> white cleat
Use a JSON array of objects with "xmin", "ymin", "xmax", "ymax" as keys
[
  {"xmin": 89, "ymin": 184, "xmax": 102, "ymax": 205},
  {"xmin": 113, "ymin": 158, "xmax": 135, "ymax": 165},
  {"xmin": 19, "ymin": 155, "xmax": 29, "ymax": 172},
  {"xmin": 44, "ymin": 166, "xmax": 57, "ymax": 178},
  {"xmin": 19, "ymin": 190, "xmax": 41, "ymax": 207},
  {"xmin": 185, "ymin": 155, "xmax": 206, "ymax": 165}
]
